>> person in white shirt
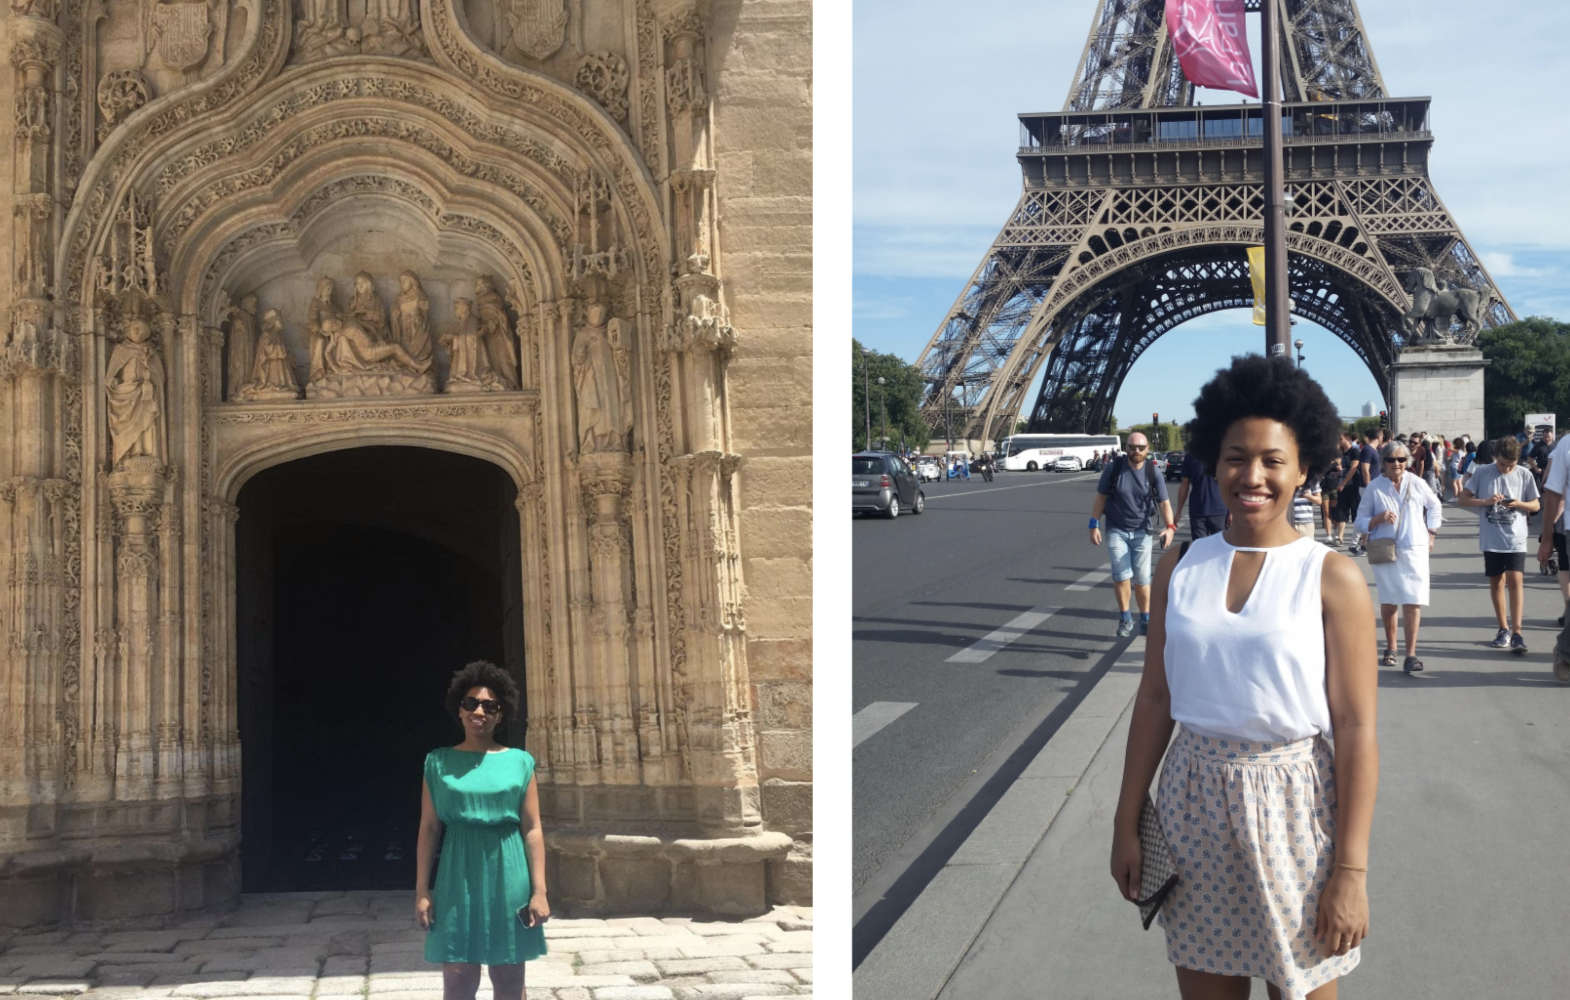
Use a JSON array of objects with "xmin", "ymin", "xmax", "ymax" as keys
[
  {"xmin": 1460, "ymin": 436, "xmax": 1540, "ymax": 653},
  {"xmin": 1354, "ymin": 442, "xmax": 1444, "ymax": 673},
  {"xmin": 1112, "ymin": 355, "xmax": 1377, "ymax": 1000},
  {"xmin": 1536, "ymin": 430, "xmax": 1570, "ymax": 657}
]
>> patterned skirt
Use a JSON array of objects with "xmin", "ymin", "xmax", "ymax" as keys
[{"xmin": 1155, "ymin": 725, "xmax": 1359, "ymax": 999}]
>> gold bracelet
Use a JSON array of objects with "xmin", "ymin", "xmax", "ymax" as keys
[{"xmin": 1334, "ymin": 862, "xmax": 1368, "ymax": 872}]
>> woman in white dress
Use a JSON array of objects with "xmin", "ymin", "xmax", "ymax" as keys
[
  {"xmin": 1111, "ymin": 355, "xmax": 1378, "ymax": 1000},
  {"xmin": 1354, "ymin": 441, "xmax": 1443, "ymax": 673}
]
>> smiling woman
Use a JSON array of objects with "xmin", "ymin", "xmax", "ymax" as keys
[{"xmin": 1110, "ymin": 355, "xmax": 1379, "ymax": 1000}]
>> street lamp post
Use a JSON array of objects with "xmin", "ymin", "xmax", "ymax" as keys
[
  {"xmin": 877, "ymin": 376, "xmax": 888, "ymax": 450},
  {"xmin": 1294, "ymin": 338, "xmax": 1305, "ymax": 369},
  {"xmin": 1261, "ymin": 0, "xmax": 1291, "ymax": 360},
  {"xmin": 861, "ymin": 348, "xmax": 872, "ymax": 450}
]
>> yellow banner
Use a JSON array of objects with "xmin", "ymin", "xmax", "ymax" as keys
[{"xmin": 1248, "ymin": 246, "xmax": 1266, "ymax": 325}]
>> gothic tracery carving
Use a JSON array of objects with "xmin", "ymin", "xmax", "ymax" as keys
[
  {"xmin": 96, "ymin": 70, "xmax": 150, "ymax": 140},
  {"xmin": 576, "ymin": 51, "xmax": 629, "ymax": 123}
]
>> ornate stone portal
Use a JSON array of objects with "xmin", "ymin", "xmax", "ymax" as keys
[{"xmin": 0, "ymin": 0, "xmax": 812, "ymax": 926}]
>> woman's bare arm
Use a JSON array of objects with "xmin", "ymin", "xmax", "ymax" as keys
[
  {"xmin": 522, "ymin": 773, "xmax": 549, "ymax": 920},
  {"xmin": 1110, "ymin": 543, "xmax": 1181, "ymax": 900},
  {"xmin": 415, "ymin": 777, "xmax": 442, "ymax": 927},
  {"xmin": 1315, "ymin": 550, "xmax": 1379, "ymax": 954}
]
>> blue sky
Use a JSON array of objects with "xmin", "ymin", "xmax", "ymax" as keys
[{"xmin": 853, "ymin": 0, "xmax": 1570, "ymax": 426}]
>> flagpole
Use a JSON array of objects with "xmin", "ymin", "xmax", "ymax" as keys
[{"xmin": 1260, "ymin": 0, "xmax": 1291, "ymax": 359}]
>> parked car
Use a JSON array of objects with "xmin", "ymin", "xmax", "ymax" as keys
[
  {"xmin": 852, "ymin": 452, "xmax": 925, "ymax": 518},
  {"xmin": 1050, "ymin": 455, "xmax": 1083, "ymax": 472},
  {"xmin": 1164, "ymin": 450, "xmax": 1186, "ymax": 481},
  {"xmin": 913, "ymin": 456, "xmax": 943, "ymax": 482}
]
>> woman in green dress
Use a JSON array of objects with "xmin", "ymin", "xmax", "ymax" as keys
[{"xmin": 416, "ymin": 661, "xmax": 549, "ymax": 1000}]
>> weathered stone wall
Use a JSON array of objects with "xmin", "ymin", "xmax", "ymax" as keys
[
  {"xmin": 710, "ymin": 0, "xmax": 813, "ymax": 905},
  {"xmin": 1389, "ymin": 346, "xmax": 1488, "ymax": 442}
]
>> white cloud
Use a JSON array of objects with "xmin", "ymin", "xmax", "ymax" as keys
[{"xmin": 1480, "ymin": 252, "xmax": 1542, "ymax": 279}]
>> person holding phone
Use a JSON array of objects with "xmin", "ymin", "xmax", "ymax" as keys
[
  {"xmin": 1110, "ymin": 355, "xmax": 1379, "ymax": 1000},
  {"xmin": 418, "ymin": 661, "xmax": 549, "ymax": 999}
]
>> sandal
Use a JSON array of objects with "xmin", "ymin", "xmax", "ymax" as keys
[
  {"xmin": 1379, "ymin": 649, "xmax": 1397, "ymax": 667},
  {"xmin": 1403, "ymin": 656, "xmax": 1424, "ymax": 673}
]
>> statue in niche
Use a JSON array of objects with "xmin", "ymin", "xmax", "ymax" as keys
[
  {"xmin": 224, "ymin": 293, "xmax": 258, "ymax": 401},
  {"xmin": 391, "ymin": 270, "xmax": 433, "ymax": 362},
  {"xmin": 571, "ymin": 300, "xmax": 633, "ymax": 454},
  {"xmin": 305, "ymin": 275, "xmax": 341, "ymax": 382},
  {"xmin": 474, "ymin": 275, "xmax": 520, "ymax": 389},
  {"xmin": 292, "ymin": 0, "xmax": 357, "ymax": 62},
  {"xmin": 440, "ymin": 298, "xmax": 502, "ymax": 393},
  {"xmin": 106, "ymin": 317, "xmax": 168, "ymax": 470},
  {"xmin": 347, "ymin": 271, "xmax": 389, "ymax": 341},
  {"xmin": 235, "ymin": 309, "xmax": 300, "ymax": 400}
]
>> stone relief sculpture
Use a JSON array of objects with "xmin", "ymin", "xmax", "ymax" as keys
[
  {"xmin": 576, "ymin": 52, "xmax": 629, "ymax": 123},
  {"xmin": 292, "ymin": 0, "xmax": 357, "ymax": 61},
  {"xmin": 360, "ymin": 0, "xmax": 426, "ymax": 57},
  {"xmin": 234, "ymin": 309, "xmax": 301, "ymax": 400},
  {"xmin": 105, "ymin": 317, "xmax": 168, "ymax": 469},
  {"xmin": 474, "ymin": 275, "xmax": 520, "ymax": 389},
  {"xmin": 305, "ymin": 275, "xmax": 341, "ymax": 381},
  {"xmin": 347, "ymin": 271, "xmax": 389, "ymax": 339},
  {"xmin": 292, "ymin": 0, "xmax": 427, "ymax": 61},
  {"xmin": 96, "ymin": 71, "xmax": 151, "ymax": 141},
  {"xmin": 305, "ymin": 271, "xmax": 434, "ymax": 398},
  {"xmin": 391, "ymin": 271, "xmax": 433, "ymax": 362},
  {"xmin": 572, "ymin": 300, "xmax": 632, "ymax": 454},
  {"xmin": 145, "ymin": 0, "xmax": 220, "ymax": 72},
  {"xmin": 224, "ymin": 293, "xmax": 258, "ymax": 401},
  {"xmin": 497, "ymin": 0, "xmax": 569, "ymax": 62},
  {"xmin": 1402, "ymin": 267, "xmax": 1486, "ymax": 344},
  {"xmin": 440, "ymin": 298, "xmax": 502, "ymax": 393}
]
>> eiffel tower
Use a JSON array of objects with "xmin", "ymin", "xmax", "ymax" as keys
[{"xmin": 916, "ymin": 0, "xmax": 1514, "ymax": 445}]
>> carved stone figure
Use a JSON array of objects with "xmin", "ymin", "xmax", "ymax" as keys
[
  {"xmin": 347, "ymin": 271, "xmax": 389, "ymax": 341},
  {"xmin": 224, "ymin": 293, "xmax": 258, "ymax": 401},
  {"xmin": 105, "ymin": 317, "xmax": 168, "ymax": 469},
  {"xmin": 305, "ymin": 276, "xmax": 341, "ymax": 381},
  {"xmin": 360, "ymin": 0, "xmax": 426, "ymax": 57},
  {"xmin": 499, "ymin": 0, "xmax": 569, "ymax": 62},
  {"xmin": 391, "ymin": 271, "xmax": 432, "ymax": 362},
  {"xmin": 321, "ymin": 315, "xmax": 427, "ymax": 375},
  {"xmin": 474, "ymin": 276, "xmax": 520, "ymax": 388},
  {"xmin": 292, "ymin": 0, "xmax": 357, "ymax": 62},
  {"xmin": 1402, "ymin": 267, "xmax": 1486, "ymax": 343},
  {"xmin": 235, "ymin": 309, "xmax": 300, "ymax": 400},
  {"xmin": 572, "ymin": 301, "xmax": 633, "ymax": 454},
  {"xmin": 440, "ymin": 298, "xmax": 501, "ymax": 393}
]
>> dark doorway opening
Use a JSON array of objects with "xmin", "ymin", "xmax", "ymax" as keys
[{"xmin": 235, "ymin": 446, "xmax": 524, "ymax": 892}]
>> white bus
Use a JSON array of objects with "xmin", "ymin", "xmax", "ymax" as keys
[{"xmin": 998, "ymin": 433, "xmax": 1121, "ymax": 472}]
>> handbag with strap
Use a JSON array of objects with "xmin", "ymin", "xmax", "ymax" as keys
[
  {"xmin": 1131, "ymin": 793, "xmax": 1179, "ymax": 929},
  {"xmin": 1367, "ymin": 476, "xmax": 1409, "ymax": 565}
]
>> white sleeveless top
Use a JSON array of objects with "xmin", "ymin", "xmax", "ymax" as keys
[{"xmin": 1164, "ymin": 532, "xmax": 1332, "ymax": 743}]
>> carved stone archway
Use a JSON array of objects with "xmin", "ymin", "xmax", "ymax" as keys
[{"xmin": 1, "ymin": 0, "xmax": 806, "ymax": 926}]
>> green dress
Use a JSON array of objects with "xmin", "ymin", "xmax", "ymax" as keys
[{"xmin": 422, "ymin": 746, "xmax": 546, "ymax": 964}]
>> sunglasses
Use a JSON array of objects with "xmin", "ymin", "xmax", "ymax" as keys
[
  {"xmin": 460, "ymin": 697, "xmax": 502, "ymax": 715},
  {"xmin": 1128, "ymin": 444, "xmax": 1149, "ymax": 451},
  {"xmin": 1387, "ymin": 456, "xmax": 1408, "ymax": 464}
]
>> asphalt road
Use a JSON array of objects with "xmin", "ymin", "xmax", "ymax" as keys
[{"xmin": 852, "ymin": 467, "xmax": 1179, "ymax": 953}]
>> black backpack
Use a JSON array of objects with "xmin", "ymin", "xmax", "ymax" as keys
[{"xmin": 1110, "ymin": 454, "xmax": 1163, "ymax": 527}]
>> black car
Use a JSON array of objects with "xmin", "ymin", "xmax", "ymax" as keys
[
  {"xmin": 1164, "ymin": 450, "xmax": 1186, "ymax": 481},
  {"xmin": 852, "ymin": 452, "xmax": 925, "ymax": 518}
]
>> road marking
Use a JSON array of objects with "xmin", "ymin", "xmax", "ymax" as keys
[
  {"xmin": 853, "ymin": 702, "xmax": 920, "ymax": 748},
  {"xmin": 919, "ymin": 474, "xmax": 1096, "ymax": 499},
  {"xmin": 946, "ymin": 606, "xmax": 1062, "ymax": 664},
  {"xmin": 1064, "ymin": 569, "xmax": 1112, "ymax": 591}
]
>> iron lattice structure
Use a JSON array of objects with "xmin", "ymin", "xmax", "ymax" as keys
[{"xmin": 918, "ymin": 0, "xmax": 1513, "ymax": 443}]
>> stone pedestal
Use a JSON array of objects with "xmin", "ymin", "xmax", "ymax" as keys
[{"xmin": 1388, "ymin": 345, "xmax": 1490, "ymax": 440}]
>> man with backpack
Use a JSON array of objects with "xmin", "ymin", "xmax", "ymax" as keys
[{"xmin": 1089, "ymin": 431, "xmax": 1175, "ymax": 637}]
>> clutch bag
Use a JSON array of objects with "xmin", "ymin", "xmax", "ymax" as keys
[{"xmin": 1131, "ymin": 793, "xmax": 1178, "ymax": 930}]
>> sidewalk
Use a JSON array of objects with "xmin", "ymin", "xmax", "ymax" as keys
[
  {"xmin": 858, "ymin": 514, "xmax": 1570, "ymax": 998},
  {"xmin": 0, "ymin": 894, "xmax": 813, "ymax": 1000}
]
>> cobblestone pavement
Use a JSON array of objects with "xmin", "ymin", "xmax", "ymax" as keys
[{"xmin": 0, "ymin": 893, "xmax": 813, "ymax": 1000}]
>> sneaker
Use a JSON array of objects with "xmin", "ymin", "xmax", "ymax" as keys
[
  {"xmin": 1116, "ymin": 617, "xmax": 1135, "ymax": 638},
  {"xmin": 1512, "ymin": 632, "xmax": 1528, "ymax": 655},
  {"xmin": 1346, "ymin": 544, "xmax": 1363, "ymax": 556},
  {"xmin": 1139, "ymin": 617, "xmax": 1149, "ymax": 636},
  {"xmin": 1490, "ymin": 628, "xmax": 1511, "ymax": 648}
]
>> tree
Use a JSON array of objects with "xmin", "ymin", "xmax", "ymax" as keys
[
  {"xmin": 1346, "ymin": 416, "xmax": 1380, "ymax": 440},
  {"xmin": 851, "ymin": 339, "xmax": 931, "ymax": 452},
  {"xmin": 1122, "ymin": 423, "xmax": 1181, "ymax": 452},
  {"xmin": 1476, "ymin": 318, "xmax": 1570, "ymax": 439}
]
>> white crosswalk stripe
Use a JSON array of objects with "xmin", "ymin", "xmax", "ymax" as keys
[
  {"xmin": 946, "ymin": 606, "xmax": 1062, "ymax": 664},
  {"xmin": 853, "ymin": 702, "xmax": 919, "ymax": 748},
  {"xmin": 1065, "ymin": 569, "xmax": 1112, "ymax": 591}
]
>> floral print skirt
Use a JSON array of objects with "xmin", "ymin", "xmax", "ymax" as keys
[{"xmin": 1155, "ymin": 725, "xmax": 1359, "ymax": 999}]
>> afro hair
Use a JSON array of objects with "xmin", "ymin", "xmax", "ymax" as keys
[
  {"xmin": 1184, "ymin": 354, "xmax": 1342, "ymax": 480},
  {"xmin": 444, "ymin": 660, "xmax": 521, "ymax": 738}
]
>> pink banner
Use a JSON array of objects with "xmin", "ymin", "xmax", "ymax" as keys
[{"xmin": 1166, "ymin": 0, "xmax": 1258, "ymax": 98}]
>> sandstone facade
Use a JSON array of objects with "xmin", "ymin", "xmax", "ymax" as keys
[{"xmin": 0, "ymin": 0, "xmax": 812, "ymax": 927}]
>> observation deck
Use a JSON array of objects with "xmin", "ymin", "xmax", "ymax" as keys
[{"xmin": 1017, "ymin": 97, "xmax": 1433, "ymax": 189}]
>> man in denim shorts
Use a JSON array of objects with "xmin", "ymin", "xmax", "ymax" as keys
[{"xmin": 1089, "ymin": 432, "xmax": 1175, "ymax": 636}]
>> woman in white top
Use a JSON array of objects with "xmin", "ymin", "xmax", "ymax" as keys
[
  {"xmin": 1354, "ymin": 442, "xmax": 1443, "ymax": 673},
  {"xmin": 1111, "ymin": 355, "xmax": 1378, "ymax": 1000}
]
